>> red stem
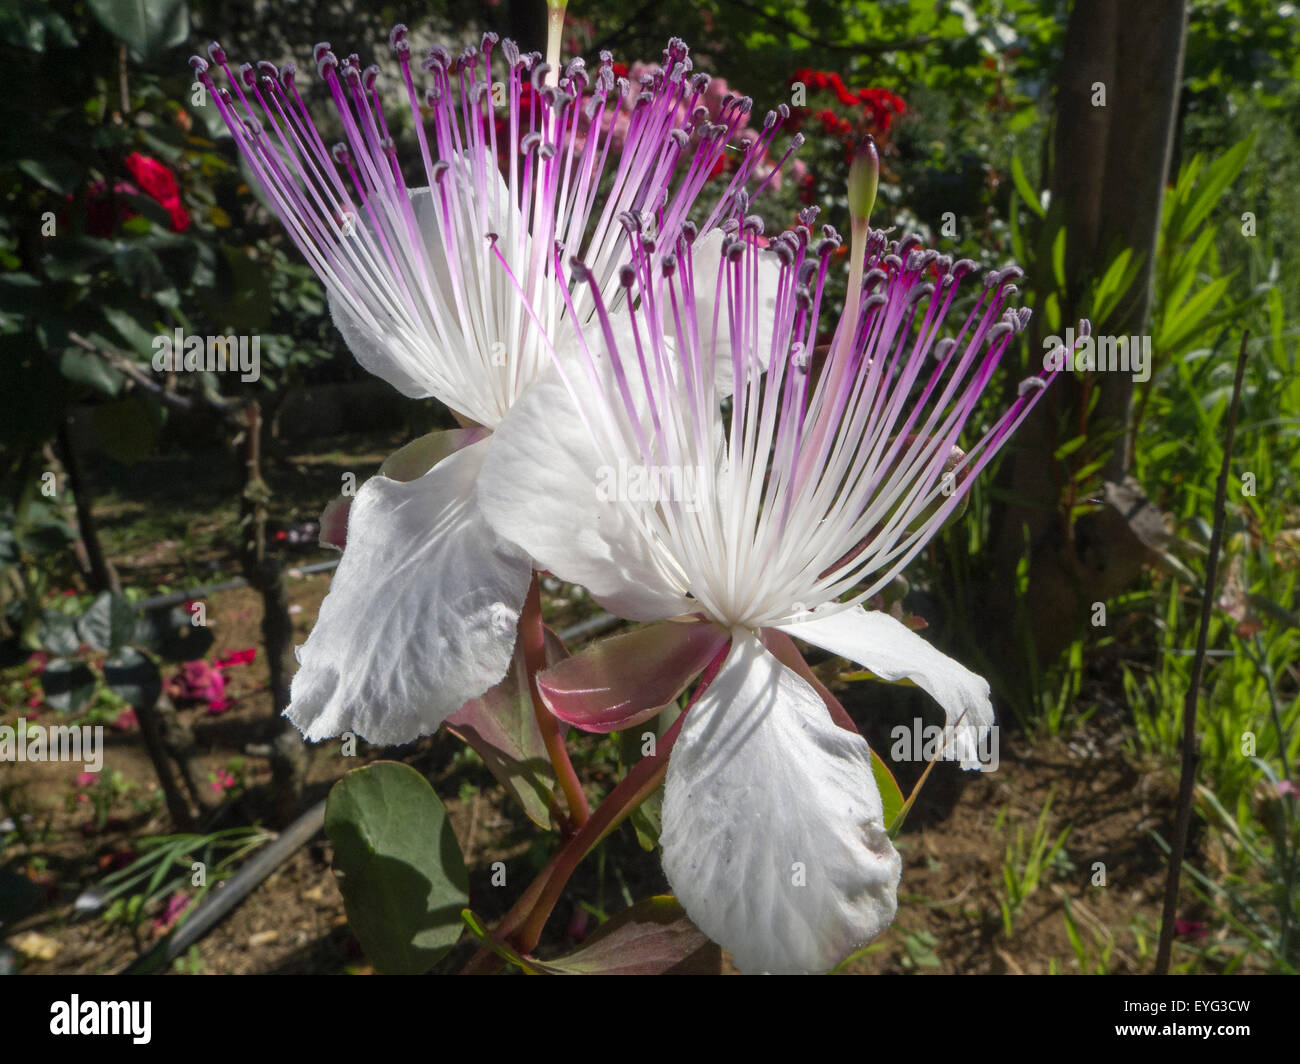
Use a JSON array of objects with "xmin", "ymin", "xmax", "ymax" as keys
[
  {"xmin": 463, "ymin": 637, "xmax": 732, "ymax": 971},
  {"xmin": 522, "ymin": 574, "xmax": 590, "ymax": 834}
]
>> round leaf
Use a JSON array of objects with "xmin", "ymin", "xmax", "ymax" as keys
[
  {"xmin": 86, "ymin": 0, "xmax": 189, "ymax": 61},
  {"xmin": 38, "ymin": 610, "xmax": 81, "ymax": 656},
  {"xmin": 77, "ymin": 591, "xmax": 137, "ymax": 653},
  {"xmin": 324, "ymin": 761, "xmax": 469, "ymax": 974}
]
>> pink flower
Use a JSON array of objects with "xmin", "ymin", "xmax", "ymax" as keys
[
  {"xmin": 169, "ymin": 659, "xmax": 228, "ymax": 713},
  {"xmin": 210, "ymin": 768, "xmax": 237, "ymax": 792},
  {"xmin": 1277, "ymin": 779, "xmax": 1297, "ymax": 798},
  {"xmin": 110, "ymin": 708, "xmax": 138, "ymax": 732},
  {"xmin": 153, "ymin": 891, "xmax": 192, "ymax": 934},
  {"xmin": 75, "ymin": 771, "xmax": 99, "ymax": 788}
]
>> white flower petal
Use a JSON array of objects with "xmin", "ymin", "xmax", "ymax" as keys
[
  {"xmin": 661, "ymin": 630, "xmax": 901, "ymax": 973},
  {"xmin": 287, "ymin": 437, "xmax": 532, "ymax": 744},
  {"xmin": 776, "ymin": 606, "xmax": 994, "ymax": 769},
  {"xmin": 330, "ymin": 290, "xmax": 436, "ymax": 399},
  {"xmin": 477, "ymin": 362, "xmax": 694, "ymax": 622},
  {"xmin": 328, "ymin": 177, "xmax": 524, "ymax": 426}
]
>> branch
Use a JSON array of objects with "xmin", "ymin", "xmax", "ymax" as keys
[
  {"xmin": 1155, "ymin": 330, "xmax": 1250, "ymax": 974},
  {"xmin": 66, "ymin": 331, "xmax": 245, "ymax": 422}
]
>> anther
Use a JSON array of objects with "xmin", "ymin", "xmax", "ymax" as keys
[{"xmin": 984, "ymin": 322, "xmax": 1014, "ymax": 347}]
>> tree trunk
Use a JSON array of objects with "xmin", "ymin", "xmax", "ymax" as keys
[
  {"xmin": 56, "ymin": 422, "xmax": 119, "ymax": 594},
  {"xmin": 979, "ymin": 0, "xmax": 1188, "ymax": 705},
  {"xmin": 236, "ymin": 402, "xmax": 307, "ymax": 825}
]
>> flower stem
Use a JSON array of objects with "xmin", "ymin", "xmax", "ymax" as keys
[
  {"xmin": 544, "ymin": 1, "xmax": 567, "ymax": 86},
  {"xmin": 522, "ymin": 574, "xmax": 591, "ymax": 834},
  {"xmin": 462, "ymin": 638, "xmax": 731, "ymax": 971}
]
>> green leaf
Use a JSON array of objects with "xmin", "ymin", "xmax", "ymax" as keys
[
  {"xmin": 1156, "ymin": 276, "xmax": 1232, "ymax": 353},
  {"xmin": 377, "ymin": 427, "xmax": 490, "ymax": 483},
  {"xmin": 324, "ymin": 761, "xmax": 469, "ymax": 974},
  {"xmin": 535, "ymin": 896, "xmax": 720, "ymax": 974},
  {"xmin": 41, "ymin": 659, "xmax": 96, "ymax": 714},
  {"xmin": 1053, "ymin": 435, "xmax": 1087, "ymax": 461},
  {"xmin": 86, "ymin": 0, "xmax": 189, "ymax": 62},
  {"xmin": 1044, "ymin": 290, "xmax": 1061, "ymax": 333},
  {"xmin": 459, "ymin": 909, "xmax": 542, "ymax": 973},
  {"xmin": 1088, "ymin": 248, "xmax": 1133, "ymax": 322},
  {"xmin": 1051, "ymin": 225, "xmax": 1067, "ymax": 289},
  {"xmin": 1175, "ymin": 134, "xmax": 1254, "ymax": 245},
  {"xmin": 0, "ymin": 0, "xmax": 77, "ymax": 51},
  {"xmin": 629, "ymin": 782, "xmax": 663, "ymax": 851},
  {"xmin": 17, "ymin": 156, "xmax": 86, "ymax": 196},
  {"xmin": 58, "ymin": 349, "xmax": 124, "ymax": 397},
  {"xmin": 870, "ymin": 747, "xmax": 904, "ymax": 829},
  {"xmin": 101, "ymin": 305, "xmax": 160, "ymax": 358},
  {"xmin": 39, "ymin": 610, "xmax": 81, "ymax": 656},
  {"xmin": 77, "ymin": 591, "xmax": 137, "ymax": 653},
  {"xmin": 103, "ymin": 647, "xmax": 161, "ymax": 709}
]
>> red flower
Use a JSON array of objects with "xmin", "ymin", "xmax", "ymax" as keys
[
  {"xmin": 125, "ymin": 153, "xmax": 177, "ymax": 204},
  {"xmin": 214, "ymin": 647, "xmax": 257, "ymax": 669},
  {"xmin": 81, "ymin": 153, "xmax": 190, "ymax": 236}
]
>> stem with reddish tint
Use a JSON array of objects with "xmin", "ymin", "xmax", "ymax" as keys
[
  {"xmin": 462, "ymin": 638, "xmax": 731, "ymax": 972},
  {"xmin": 510, "ymin": 639, "xmax": 730, "ymax": 955},
  {"xmin": 522, "ymin": 574, "xmax": 591, "ymax": 833}
]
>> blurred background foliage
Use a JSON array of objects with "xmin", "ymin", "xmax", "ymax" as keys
[{"xmin": 0, "ymin": 0, "xmax": 1296, "ymax": 972}]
